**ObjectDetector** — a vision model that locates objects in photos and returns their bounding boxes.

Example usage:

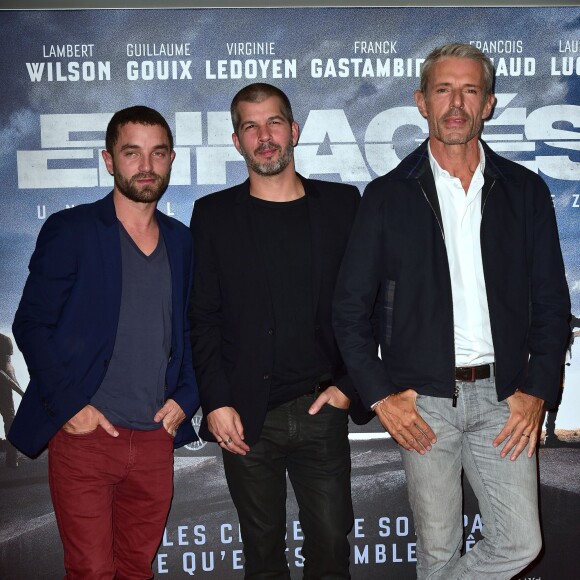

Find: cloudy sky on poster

[0,6,578,431]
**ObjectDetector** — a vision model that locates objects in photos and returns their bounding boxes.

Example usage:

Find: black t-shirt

[251,195,328,408]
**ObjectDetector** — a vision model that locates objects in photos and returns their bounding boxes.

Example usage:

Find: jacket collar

[96,190,174,231]
[390,138,510,182]
[390,138,509,235]
[96,190,118,226]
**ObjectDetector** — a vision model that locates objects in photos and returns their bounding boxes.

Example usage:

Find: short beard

[115,171,170,204]
[240,140,294,176]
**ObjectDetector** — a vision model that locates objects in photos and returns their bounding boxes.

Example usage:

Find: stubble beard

[115,171,171,204]
[241,139,294,176]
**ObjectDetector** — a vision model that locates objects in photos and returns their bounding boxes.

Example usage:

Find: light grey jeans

[401,377,541,580]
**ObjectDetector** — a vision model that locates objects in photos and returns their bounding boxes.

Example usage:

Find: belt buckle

[456,366,476,382]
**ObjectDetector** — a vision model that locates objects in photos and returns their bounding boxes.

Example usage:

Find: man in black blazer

[189,83,366,579]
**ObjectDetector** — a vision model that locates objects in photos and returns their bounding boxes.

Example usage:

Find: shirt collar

[427,140,486,181]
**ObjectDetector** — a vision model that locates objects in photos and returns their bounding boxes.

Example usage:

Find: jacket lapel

[418,170,445,239]
[302,177,323,317]
[95,192,122,331]
[157,213,183,340]
[237,180,276,322]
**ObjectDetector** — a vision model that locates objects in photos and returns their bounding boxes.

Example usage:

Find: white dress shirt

[428,142,495,367]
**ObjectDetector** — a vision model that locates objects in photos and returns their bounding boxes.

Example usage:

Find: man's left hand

[308,386,350,415]
[154,399,186,436]
[493,390,545,460]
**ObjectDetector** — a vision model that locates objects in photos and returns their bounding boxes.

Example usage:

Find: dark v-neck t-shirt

[91,222,172,430]
[251,195,328,408]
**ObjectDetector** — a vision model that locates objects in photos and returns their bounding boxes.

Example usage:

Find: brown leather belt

[455,363,494,382]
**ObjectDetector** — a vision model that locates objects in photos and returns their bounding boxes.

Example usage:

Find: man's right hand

[374,389,436,454]
[207,406,250,455]
[62,404,119,437]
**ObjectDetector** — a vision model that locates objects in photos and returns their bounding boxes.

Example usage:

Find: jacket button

[268,328,274,335]
[263,373,271,380]
[103,359,109,368]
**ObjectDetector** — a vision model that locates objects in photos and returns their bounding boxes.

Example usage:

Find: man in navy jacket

[9,106,199,579]
[333,44,570,579]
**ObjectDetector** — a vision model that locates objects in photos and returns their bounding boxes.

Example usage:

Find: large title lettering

[16,94,580,189]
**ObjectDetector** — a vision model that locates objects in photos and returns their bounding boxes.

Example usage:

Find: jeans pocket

[60,426,100,439]
[159,426,177,441]
[323,402,349,414]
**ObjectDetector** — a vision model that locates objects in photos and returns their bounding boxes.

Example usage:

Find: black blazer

[189,175,371,444]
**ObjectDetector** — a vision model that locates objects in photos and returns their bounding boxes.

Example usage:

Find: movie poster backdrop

[0,6,579,579]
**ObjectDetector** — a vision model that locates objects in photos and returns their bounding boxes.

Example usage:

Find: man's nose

[257,124,272,142]
[139,155,153,172]
[451,89,464,109]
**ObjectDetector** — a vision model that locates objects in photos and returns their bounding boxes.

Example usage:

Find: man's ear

[291,121,300,147]
[102,150,114,176]
[414,89,428,119]
[232,132,242,155]
[482,94,496,121]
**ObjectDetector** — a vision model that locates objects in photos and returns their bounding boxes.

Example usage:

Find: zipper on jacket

[419,181,456,402]
[481,179,496,215]
[419,183,445,240]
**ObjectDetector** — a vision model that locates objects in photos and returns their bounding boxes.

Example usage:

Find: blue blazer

[9,192,199,457]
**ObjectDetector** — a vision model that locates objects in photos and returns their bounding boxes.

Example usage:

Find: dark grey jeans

[222,392,353,580]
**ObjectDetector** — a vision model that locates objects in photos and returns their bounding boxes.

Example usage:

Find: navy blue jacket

[333,140,570,410]
[9,192,199,457]
[189,176,372,445]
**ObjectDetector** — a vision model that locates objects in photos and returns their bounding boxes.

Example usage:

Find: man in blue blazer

[9,106,199,579]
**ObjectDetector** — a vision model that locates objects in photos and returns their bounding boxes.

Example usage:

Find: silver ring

[522,433,530,438]
[225,437,233,445]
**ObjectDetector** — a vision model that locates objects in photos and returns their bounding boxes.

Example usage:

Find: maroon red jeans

[48,425,174,579]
